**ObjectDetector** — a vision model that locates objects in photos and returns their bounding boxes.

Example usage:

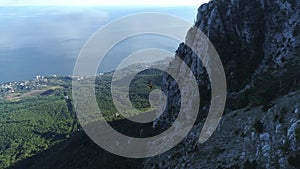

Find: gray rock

[144,0,300,168]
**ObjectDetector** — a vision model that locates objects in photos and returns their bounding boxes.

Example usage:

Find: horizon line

[0,4,201,7]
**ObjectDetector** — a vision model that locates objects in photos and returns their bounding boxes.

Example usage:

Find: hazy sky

[0,0,209,6]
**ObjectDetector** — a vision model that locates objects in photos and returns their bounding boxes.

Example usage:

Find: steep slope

[148,0,300,168]
[144,90,300,168]
[10,90,300,169]
[195,0,300,91]
[154,0,300,130]
[9,124,143,169]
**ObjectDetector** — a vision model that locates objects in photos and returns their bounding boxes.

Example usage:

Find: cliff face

[196,0,300,91]
[145,91,300,168]
[154,0,300,128]
[146,0,300,168]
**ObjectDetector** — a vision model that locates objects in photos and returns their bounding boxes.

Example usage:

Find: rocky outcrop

[148,0,300,168]
[145,90,300,168]
[154,0,300,128]
[195,0,300,91]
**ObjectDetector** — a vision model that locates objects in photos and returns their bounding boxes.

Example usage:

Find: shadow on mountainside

[8,115,160,169]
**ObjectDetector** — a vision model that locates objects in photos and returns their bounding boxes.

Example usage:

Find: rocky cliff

[145,0,300,168]
[145,91,300,168]
[195,0,299,91]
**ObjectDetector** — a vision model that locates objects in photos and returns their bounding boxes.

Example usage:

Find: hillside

[8,90,300,169]
[2,0,300,168]
[0,65,165,168]
[144,90,300,168]
[149,0,300,168]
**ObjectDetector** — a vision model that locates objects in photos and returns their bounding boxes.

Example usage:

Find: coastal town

[0,75,68,96]
[0,73,107,97]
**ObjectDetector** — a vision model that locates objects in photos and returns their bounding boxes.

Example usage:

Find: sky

[0,0,209,6]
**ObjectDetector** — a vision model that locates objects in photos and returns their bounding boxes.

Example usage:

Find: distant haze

[0,6,198,83]
[0,0,208,7]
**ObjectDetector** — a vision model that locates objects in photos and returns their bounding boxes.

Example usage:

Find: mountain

[146,0,300,168]
[144,91,300,168]
[5,0,300,168]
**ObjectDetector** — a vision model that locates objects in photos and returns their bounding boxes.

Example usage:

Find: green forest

[0,69,164,168]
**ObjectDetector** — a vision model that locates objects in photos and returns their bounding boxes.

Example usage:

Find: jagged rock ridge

[146,0,300,168]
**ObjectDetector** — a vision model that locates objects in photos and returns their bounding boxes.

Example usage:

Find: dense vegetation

[95,69,164,121]
[0,92,75,168]
[0,68,164,168]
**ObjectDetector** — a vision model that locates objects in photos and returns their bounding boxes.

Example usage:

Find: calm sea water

[0,6,197,83]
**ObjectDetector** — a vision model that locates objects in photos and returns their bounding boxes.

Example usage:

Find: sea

[0,6,197,83]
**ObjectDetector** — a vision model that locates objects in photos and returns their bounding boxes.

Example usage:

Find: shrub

[243,160,258,169]
[280,140,290,153]
[288,152,300,168]
[253,120,264,133]
[296,127,300,142]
